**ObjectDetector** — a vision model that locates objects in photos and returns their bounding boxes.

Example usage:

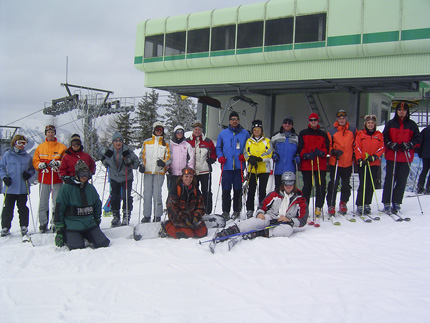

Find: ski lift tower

[43,83,135,158]
[0,126,20,157]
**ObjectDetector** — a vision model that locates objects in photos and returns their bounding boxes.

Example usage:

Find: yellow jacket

[141,135,171,175]
[32,138,67,184]
[244,136,273,174]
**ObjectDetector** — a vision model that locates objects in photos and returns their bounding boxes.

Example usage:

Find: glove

[357,159,364,168]
[61,176,75,185]
[218,156,226,164]
[3,177,12,186]
[366,154,378,162]
[330,149,344,158]
[303,152,315,160]
[123,157,132,166]
[138,164,145,173]
[54,224,65,247]
[104,149,113,158]
[272,152,280,162]
[387,142,399,151]
[22,171,32,181]
[206,158,216,165]
[49,160,60,168]
[292,156,301,164]
[401,142,414,151]
[157,159,166,167]
[38,162,48,170]
[239,154,246,162]
[314,149,326,157]
[248,156,259,167]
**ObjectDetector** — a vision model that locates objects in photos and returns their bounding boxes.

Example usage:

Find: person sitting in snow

[162,167,207,239]
[54,160,110,250]
[214,171,308,241]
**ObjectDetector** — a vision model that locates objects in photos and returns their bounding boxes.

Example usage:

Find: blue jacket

[271,130,299,175]
[0,148,35,194]
[216,125,250,171]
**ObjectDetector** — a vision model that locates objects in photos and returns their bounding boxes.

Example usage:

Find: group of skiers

[1,100,429,248]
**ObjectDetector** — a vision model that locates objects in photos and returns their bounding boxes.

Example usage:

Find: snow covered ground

[1,162,430,323]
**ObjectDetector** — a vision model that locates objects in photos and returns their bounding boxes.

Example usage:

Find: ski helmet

[281,171,296,186]
[153,121,164,135]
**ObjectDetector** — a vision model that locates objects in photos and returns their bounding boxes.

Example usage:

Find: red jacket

[354,129,385,166]
[59,147,96,177]
[297,125,330,171]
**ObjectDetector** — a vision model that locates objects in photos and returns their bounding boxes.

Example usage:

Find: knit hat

[229,111,239,120]
[283,115,294,125]
[75,160,91,180]
[251,120,263,132]
[112,132,123,142]
[174,125,185,134]
[11,134,27,147]
[45,124,56,135]
[309,113,319,121]
[153,121,165,135]
[70,133,81,146]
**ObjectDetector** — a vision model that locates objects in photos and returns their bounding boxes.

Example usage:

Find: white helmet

[153,121,164,130]
[281,171,296,186]
[173,125,185,133]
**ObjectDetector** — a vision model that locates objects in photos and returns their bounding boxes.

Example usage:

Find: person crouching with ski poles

[214,171,308,241]
[101,132,139,227]
[354,115,384,215]
[0,135,35,237]
[54,160,110,250]
[161,167,207,239]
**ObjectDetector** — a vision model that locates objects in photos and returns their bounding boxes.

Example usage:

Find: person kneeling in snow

[54,160,110,250]
[162,167,208,239]
[215,171,308,240]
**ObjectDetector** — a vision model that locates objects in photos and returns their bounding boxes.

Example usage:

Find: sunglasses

[182,169,195,176]
[364,114,377,122]
[113,139,123,143]
[230,117,239,121]
[309,118,318,122]
[283,120,293,125]
[336,111,347,118]
[282,180,295,186]
[71,142,81,147]
[16,140,27,146]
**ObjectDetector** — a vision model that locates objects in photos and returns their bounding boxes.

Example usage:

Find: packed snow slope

[1,163,430,323]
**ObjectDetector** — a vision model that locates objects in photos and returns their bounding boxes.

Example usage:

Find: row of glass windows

[144,13,326,58]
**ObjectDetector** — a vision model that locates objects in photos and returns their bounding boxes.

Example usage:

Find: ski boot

[20,226,28,236]
[141,217,151,223]
[111,211,121,227]
[39,224,49,233]
[221,212,230,221]
[154,217,161,222]
[339,201,347,215]
[328,206,336,215]
[357,206,364,215]
[364,205,371,215]
[246,210,254,218]
[1,228,10,237]
[121,212,130,226]
[383,203,391,214]
[215,224,240,241]
[231,211,240,220]
[417,187,424,194]
[391,203,401,215]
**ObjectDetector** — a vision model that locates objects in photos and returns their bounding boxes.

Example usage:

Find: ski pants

[65,226,110,250]
[356,165,379,206]
[301,170,326,208]
[418,158,430,191]
[326,165,352,207]
[143,174,164,220]
[246,173,269,211]
[196,173,212,214]
[38,182,62,226]
[1,194,29,230]
[110,179,133,212]
[236,216,302,238]
[221,170,242,213]
[167,175,179,194]
[382,160,410,205]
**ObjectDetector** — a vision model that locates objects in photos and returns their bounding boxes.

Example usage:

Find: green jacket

[54,180,102,231]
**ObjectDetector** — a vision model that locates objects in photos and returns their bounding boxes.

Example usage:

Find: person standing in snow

[0,135,35,237]
[244,120,273,218]
[59,134,96,183]
[101,132,139,226]
[140,121,171,223]
[382,101,421,214]
[161,167,207,239]
[216,111,250,220]
[167,125,194,193]
[54,160,110,250]
[417,124,430,194]
[354,115,385,215]
[326,110,356,215]
[32,125,67,233]
[271,115,299,189]
[214,171,308,241]
[186,120,216,214]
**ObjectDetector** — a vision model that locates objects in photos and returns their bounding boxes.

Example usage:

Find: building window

[187,28,210,53]
[265,17,294,46]
[144,34,164,58]
[165,31,186,56]
[211,25,236,51]
[237,21,264,49]
[295,13,326,43]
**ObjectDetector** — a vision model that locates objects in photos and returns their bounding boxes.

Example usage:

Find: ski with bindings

[228,236,243,251]
[340,213,356,222]
[308,216,321,227]
[329,215,341,225]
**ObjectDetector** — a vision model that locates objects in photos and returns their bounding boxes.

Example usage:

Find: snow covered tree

[163,92,197,139]
[133,90,160,147]
[116,112,135,148]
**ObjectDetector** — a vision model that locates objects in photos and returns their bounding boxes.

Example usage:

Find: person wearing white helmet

[140,121,171,223]
[167,125,194,193]
[213,171,308,242]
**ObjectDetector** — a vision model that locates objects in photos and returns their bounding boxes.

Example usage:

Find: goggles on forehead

[336,111,347,118]
[193,122,203,128]
[45,125,56,132]
[182,168,195,176]
[16,140,27,146]
[282,180,295,186]
[364,114,377,122]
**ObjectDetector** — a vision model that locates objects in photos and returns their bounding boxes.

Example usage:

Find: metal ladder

[304,92,330,131]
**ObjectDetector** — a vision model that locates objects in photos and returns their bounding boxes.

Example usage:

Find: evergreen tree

[163,92,197,139]
[116,112,134,147]
[133,90,160,147]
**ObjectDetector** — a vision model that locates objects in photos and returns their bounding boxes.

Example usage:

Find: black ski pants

[196,173,212,214]
[110,179,133,212]
[326,165,352,207]
[301,170,326,208]
[65,226,110,250]
[356,165,379,206]
[418,158,430,190]
[246,172,269,211]
[382,160,410,205]
[1,194,29,229]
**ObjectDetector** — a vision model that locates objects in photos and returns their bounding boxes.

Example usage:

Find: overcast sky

[0,0,263,131]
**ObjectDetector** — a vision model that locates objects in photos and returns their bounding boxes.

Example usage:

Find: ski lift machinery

[218,95,258,130]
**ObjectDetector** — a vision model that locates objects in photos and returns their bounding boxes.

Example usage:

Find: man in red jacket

[382,101,421,214]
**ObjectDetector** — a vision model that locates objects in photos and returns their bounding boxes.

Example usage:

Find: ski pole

[361,161,367,215]
[213,163,224,214]
[26,181,36,233]
[125,165,129,220]
[404,150,424,214]
[352,162,355,215]
[101,167,108,206]
[330,159,339,211]
[389,151,397,213]
[316,156,324,220]
[138,171,143,223]
[311,159,315,222]
[367,162,381,211]
[295,162,301,190]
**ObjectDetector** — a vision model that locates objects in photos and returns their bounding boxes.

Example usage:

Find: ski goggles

[364,114,377,122]
[336,111,347,118]
[175,129,184,134]
[154,126,164,132]
[282,180,295,186]
[182,168,195,176]
[193,122,203,128]
[15,140,27,146]
[76,170,92,179]
[45,125,56,132]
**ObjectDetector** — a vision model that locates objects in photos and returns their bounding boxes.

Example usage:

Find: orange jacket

[327,121,356,167]
[32,138,67,184]
[354,129,385,166]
